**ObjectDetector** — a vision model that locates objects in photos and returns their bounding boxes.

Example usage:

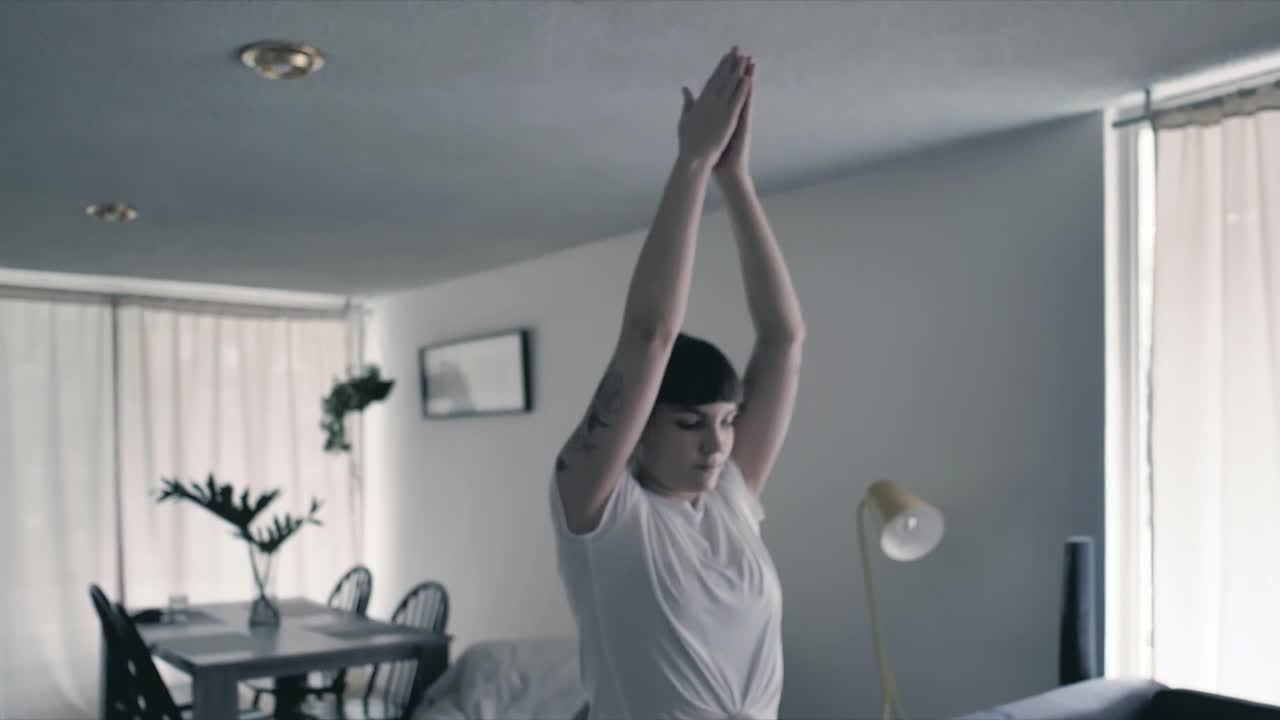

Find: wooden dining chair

[249,565,375,710]
[90,584,267,720]
[89,584,159,720]
[296,581,449,720]
[89,585,200,720]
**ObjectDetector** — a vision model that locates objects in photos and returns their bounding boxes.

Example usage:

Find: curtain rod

[1113,72,1280,129]
[0,282,353,320]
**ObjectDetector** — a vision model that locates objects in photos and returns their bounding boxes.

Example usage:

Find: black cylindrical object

[1059,535,1099,685]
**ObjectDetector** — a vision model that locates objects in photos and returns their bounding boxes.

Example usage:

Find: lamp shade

[864,479,944,562]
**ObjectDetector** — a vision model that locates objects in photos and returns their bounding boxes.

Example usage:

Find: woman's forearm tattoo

[557,366,624,473]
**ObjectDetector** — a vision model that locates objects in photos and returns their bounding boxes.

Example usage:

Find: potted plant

[321,364,394,454]
[156,475,322,626]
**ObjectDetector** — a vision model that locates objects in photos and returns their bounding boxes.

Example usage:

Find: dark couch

[954,677,1280,720]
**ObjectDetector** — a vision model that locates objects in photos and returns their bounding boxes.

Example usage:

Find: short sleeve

[716,458,765,528]
[549,465,638,542]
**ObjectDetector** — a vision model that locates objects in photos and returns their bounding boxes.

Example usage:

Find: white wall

[365,114,1105,719]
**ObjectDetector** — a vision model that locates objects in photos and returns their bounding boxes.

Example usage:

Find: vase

[248,545,281,627]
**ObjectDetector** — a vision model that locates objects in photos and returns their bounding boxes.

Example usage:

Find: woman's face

[635,401,739,497]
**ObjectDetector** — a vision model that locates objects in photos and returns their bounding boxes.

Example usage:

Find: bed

[415,636,587,720]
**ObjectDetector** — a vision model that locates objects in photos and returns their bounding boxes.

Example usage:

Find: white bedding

[414,636,586,720]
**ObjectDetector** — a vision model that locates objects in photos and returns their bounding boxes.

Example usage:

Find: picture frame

[418,329,532,419]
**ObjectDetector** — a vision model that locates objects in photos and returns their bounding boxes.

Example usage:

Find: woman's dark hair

[655,333,742,406]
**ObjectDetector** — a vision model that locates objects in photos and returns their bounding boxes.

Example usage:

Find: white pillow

[418,636,586,720]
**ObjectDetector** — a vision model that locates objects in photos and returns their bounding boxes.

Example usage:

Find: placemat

[157,632,257,656]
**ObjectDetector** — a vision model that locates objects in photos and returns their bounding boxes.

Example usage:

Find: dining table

[133,596,451,719]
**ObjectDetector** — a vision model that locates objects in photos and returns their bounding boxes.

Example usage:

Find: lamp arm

[858,498,908,720]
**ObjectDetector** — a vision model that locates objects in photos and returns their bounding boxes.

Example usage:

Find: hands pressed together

[677,46,755,179]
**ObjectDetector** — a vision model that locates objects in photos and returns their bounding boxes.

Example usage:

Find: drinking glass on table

[166,594,189,624]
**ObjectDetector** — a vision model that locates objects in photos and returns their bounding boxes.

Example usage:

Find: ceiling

[4,1,1280,295]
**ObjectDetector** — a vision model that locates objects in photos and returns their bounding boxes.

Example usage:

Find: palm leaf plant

[156,474,323,626]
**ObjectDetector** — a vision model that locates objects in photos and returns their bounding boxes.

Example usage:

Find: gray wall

[364,113,1105,719]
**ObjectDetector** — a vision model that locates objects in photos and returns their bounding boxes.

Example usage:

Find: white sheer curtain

[0,298,116,719]
[116,305,355,609]
[0,294,357,720]
[1104,119,1156,679]
[1150,102,1280,704]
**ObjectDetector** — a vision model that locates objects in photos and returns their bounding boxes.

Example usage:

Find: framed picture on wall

[418,329,532,419]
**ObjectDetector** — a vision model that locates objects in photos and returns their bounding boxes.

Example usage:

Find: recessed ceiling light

[239,41,325,80]
[85,202,139,223]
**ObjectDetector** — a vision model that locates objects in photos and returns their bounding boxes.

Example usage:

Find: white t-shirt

[550,459,784,720]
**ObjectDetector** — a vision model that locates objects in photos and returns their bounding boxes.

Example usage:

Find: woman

[551,47,805,720]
